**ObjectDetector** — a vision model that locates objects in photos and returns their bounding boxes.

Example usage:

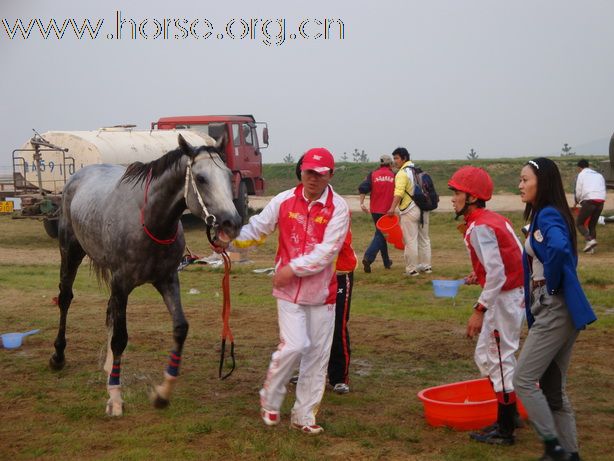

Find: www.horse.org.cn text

[1,11,346,47]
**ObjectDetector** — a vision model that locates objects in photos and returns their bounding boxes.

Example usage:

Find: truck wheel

[43,219,59,239]
[234,182,249,223]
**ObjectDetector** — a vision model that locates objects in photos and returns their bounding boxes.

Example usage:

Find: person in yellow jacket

[386,147,432,276]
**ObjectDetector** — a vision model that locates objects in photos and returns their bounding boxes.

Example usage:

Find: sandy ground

[3,193,611,267]
[251,193,614,213]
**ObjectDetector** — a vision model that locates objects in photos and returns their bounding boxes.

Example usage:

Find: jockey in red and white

[448,166,525,446]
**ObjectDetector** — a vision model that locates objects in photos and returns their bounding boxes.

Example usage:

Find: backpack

[404,166,439,211]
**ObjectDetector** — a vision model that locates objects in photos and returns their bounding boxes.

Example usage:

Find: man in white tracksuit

[233,147,349,435]
[448,166,525,446]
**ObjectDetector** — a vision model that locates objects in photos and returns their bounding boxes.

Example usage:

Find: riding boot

[498,400,516,438]
[469,392,516,445]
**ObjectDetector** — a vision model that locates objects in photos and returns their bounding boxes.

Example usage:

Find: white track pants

[474,287,524,393]
[260,299,335,426]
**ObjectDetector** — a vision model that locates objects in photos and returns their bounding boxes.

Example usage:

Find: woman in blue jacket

[515,157,597,461]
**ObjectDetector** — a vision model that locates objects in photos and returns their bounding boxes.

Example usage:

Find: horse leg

[103,279,130,416]
[50,236,86,370]
[151,272,189,409]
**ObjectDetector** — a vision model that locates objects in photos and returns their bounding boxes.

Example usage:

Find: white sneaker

[405,270,419,277]
[583,239,597,253]
[261,408,280,426]
[291,422,324,435]
[333,383,350,394]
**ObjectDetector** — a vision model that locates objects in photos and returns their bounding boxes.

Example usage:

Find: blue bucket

[432,279,465,298]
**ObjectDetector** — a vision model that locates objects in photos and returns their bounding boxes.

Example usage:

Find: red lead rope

[218,250,235,379]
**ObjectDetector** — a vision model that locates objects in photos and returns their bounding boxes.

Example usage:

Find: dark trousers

[576,200,604,241]
[363,213,391,266]
[328,272,353,385]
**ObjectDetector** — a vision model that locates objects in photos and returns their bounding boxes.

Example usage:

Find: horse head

[178,134,242,243]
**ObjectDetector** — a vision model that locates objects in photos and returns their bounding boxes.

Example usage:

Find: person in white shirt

[574,159,606,253]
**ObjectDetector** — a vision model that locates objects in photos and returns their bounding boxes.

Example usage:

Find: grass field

[262,156,610,196]
[0,210,613,461]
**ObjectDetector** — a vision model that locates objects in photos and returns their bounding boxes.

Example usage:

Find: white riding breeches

[474,287,524,393]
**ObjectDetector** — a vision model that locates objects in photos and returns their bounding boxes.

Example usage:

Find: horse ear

[214,133,227,162]
[178,134,195,156]
[214,131,226,150]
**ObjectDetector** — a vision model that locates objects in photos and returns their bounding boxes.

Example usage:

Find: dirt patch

[0,247,61,265]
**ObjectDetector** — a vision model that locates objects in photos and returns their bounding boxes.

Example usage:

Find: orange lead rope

[218,250,235,379]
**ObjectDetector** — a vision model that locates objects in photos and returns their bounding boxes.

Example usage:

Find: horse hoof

[106,400,124,417]
[49,354,65,370]
[152,395,170,409]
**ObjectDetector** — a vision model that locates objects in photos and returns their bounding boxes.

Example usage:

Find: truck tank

[13,127,214,194]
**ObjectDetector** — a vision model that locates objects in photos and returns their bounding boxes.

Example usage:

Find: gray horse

[50,134,242,416]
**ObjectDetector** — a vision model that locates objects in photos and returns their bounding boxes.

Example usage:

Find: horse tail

[90,259,111,289]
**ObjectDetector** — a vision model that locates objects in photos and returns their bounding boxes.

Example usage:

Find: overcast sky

[1,0,613,168]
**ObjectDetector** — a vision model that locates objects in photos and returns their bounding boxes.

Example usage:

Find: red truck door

[231,123,262,183]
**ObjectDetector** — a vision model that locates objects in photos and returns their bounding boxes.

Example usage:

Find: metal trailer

[11,127,215,237]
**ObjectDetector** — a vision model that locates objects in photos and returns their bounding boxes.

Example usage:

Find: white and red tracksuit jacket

[233,184,350,305]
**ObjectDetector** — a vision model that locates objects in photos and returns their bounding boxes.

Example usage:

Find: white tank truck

[11,127,216,238]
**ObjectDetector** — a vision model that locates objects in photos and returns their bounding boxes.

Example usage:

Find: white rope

[184,159,216,227]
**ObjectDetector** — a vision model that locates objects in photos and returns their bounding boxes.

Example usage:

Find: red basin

[417,378,528,430]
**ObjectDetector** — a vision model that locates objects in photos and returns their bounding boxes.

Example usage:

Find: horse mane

[120,145,222,186]
[120,148,184,185]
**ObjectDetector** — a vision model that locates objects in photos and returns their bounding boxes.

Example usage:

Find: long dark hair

[523,157,577,254]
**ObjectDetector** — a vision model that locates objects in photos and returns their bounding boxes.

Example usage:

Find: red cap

[301,148,334,174]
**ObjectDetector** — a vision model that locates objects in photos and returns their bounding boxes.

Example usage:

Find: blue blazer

[523,206,597,330]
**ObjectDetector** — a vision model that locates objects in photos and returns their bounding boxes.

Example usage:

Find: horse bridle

[183,156,217,226]
[141,151,220,245]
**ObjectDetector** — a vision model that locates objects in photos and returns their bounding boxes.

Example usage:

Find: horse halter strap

[140,168,179,245]
[184,157,217,228]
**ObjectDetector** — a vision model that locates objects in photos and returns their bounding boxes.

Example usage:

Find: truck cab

[153,115,268,221]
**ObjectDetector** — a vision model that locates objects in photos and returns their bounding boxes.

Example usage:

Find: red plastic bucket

[376,215,405,250]
[417,378,528,430]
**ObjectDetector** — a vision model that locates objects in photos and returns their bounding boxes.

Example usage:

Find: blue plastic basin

[432,279,464,298]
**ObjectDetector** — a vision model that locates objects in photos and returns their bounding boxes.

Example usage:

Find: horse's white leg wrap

[106,385,124,416]
[155,372,177,401]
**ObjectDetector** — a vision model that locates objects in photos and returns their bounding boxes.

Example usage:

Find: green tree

[352,148,369,163]
[467,148,479,160]
[282,153,295,163]
[340,152,348,162]
[561,143,576,157]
